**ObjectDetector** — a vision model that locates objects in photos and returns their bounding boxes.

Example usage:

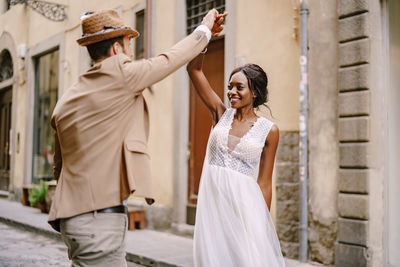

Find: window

[32,49,59,182]
[0,50,13,82]
[186,0,225,35]
[2,0,11,13]
[135,10,145,59]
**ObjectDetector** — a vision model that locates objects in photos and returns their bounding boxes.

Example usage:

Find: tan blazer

[48,31,208,231]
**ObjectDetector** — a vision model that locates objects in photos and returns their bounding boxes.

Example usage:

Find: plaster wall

[144,0,176,207]
[0,5,29,190]
[236,0,300,131]
[368,0,387,265]
[386,1,400,265]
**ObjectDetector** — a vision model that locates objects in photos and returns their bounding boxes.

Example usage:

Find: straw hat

[77,10,139,46]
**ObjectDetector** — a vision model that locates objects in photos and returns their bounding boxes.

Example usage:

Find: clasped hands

[202,9,228,38]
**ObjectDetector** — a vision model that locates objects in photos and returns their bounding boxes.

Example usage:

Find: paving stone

[339,169,369,193]
[339,39,369,67]
[335,243,368,267]
[338,193,369,220]
[338,90,370,114]
[339,117,369,142]
[339,0,368,18]
[0,198,319,267]
[0,222,69,267]
[339,143,369,168]
[338,218,368,246]
[339,13,369,42]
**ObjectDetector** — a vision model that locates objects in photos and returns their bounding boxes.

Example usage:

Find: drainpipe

[299,0,309,263]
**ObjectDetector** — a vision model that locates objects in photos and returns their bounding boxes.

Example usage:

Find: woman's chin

[230,101,240,108]
[230,102,254,109]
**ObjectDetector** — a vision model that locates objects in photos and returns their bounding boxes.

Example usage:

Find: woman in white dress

[187,46,285,266]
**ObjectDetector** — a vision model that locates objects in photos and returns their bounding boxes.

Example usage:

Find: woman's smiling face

[227,71,254,109]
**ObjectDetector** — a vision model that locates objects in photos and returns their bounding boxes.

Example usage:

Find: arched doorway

[0,49,13,192]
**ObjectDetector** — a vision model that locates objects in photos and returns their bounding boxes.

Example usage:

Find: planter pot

[39,203,46,213]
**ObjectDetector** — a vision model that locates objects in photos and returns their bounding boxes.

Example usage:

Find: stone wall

[275,131,300,259]
[335,0,371,266]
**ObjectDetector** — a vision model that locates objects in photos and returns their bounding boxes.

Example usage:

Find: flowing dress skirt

[193,164,285,267]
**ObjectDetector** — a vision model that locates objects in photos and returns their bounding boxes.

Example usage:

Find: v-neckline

[227,109,261,154]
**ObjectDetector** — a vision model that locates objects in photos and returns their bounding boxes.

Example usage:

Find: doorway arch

[0,31,18,195]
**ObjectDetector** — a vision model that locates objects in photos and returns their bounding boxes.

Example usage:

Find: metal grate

[186,0,225,35]
[10,0,67,21]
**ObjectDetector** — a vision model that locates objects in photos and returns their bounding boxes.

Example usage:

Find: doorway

[187,38,225,224]
[0,87,12,191]
[0,48,13,193]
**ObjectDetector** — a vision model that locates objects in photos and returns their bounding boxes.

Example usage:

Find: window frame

[31,48,59,182]
[25,33,64,185]
[132,1,147,60]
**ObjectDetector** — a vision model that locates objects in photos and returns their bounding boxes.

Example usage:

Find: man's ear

[111,42,120,55]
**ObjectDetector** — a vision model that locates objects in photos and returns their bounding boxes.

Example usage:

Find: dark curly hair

[229,64,269,108]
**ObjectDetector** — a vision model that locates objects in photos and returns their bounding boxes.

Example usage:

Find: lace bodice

[207,108,274,179]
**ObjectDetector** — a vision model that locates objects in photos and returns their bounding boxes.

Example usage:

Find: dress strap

[256,118,274,145]
[217,108,235,128]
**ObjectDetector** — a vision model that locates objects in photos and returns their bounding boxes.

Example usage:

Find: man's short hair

[86,36,124,61]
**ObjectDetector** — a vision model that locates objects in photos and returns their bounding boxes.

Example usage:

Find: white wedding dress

[194,108,285,267]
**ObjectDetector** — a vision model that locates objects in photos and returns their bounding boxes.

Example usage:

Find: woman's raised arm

[187,52,226,123]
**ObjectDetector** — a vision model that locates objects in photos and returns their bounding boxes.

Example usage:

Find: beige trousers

[60,212,128,267]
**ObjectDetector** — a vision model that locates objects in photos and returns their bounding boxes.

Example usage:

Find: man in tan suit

[48,9,225,266]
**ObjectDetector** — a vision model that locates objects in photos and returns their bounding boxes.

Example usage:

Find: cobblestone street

[0,222,143,267]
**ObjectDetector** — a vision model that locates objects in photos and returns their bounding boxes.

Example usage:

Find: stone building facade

[336,1,372,266]
[1,0,398,266]
[275,0,400,266]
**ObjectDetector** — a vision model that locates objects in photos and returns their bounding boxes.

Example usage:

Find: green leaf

[28,180,48,207]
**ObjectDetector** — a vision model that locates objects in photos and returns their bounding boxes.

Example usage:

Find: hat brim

[77,28,139,46]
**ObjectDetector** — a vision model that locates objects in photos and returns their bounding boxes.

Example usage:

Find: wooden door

[0,87,12,191]
[187,38,224,224]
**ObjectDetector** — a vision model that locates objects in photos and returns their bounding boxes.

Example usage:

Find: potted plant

[28,180,48,213]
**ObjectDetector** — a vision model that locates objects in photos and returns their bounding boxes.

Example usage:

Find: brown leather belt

[96,205,127,214]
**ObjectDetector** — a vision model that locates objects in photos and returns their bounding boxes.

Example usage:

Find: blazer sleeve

[121,31,208,94]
